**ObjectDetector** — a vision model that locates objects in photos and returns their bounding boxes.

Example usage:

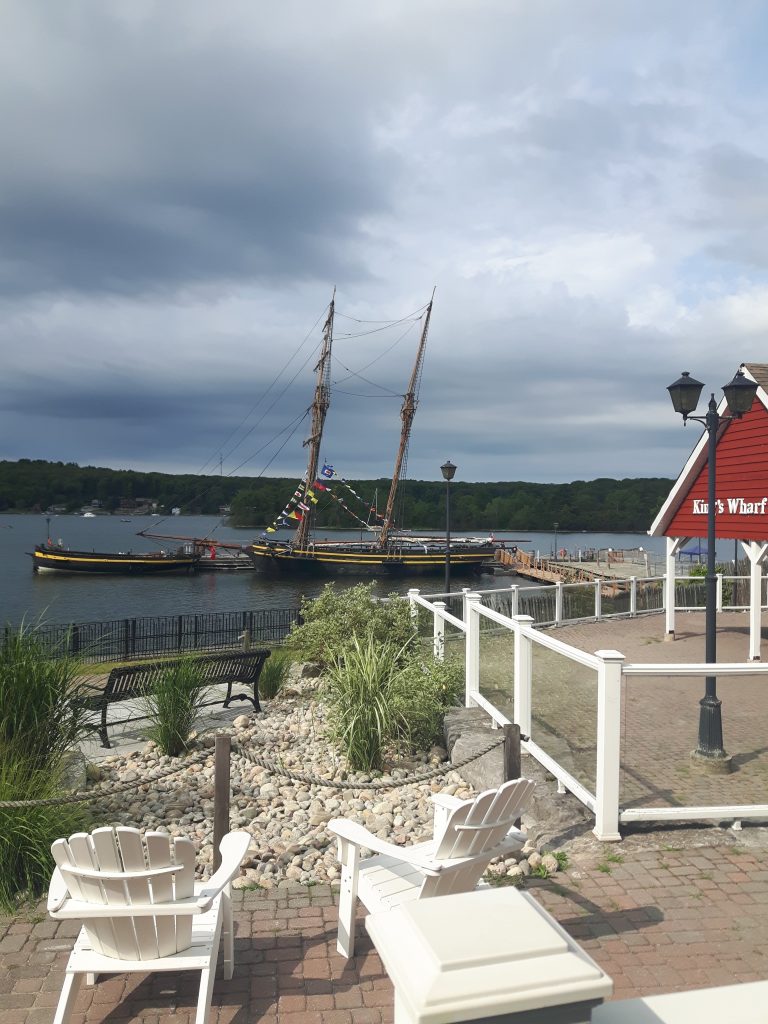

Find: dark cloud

[2,1,768,487]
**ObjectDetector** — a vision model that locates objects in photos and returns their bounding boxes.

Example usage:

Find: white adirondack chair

[47,826,251,1024]
[328,776,536,957]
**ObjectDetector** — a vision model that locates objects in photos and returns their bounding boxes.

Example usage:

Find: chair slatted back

[418,778,535,899]
[51,827,196,961]
[434,778,535,860]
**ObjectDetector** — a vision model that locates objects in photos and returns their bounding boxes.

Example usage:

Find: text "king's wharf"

[692,497,768,515]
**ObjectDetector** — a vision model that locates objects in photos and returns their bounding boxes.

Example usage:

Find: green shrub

[258,650,292,700]
[285,582,415,667]
[142,656,211,757]
[389,656,463,750]
[0,758,91,911]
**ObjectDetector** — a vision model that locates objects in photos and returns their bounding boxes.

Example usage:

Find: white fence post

[432,601,446,662]
[407,588,420,629]
[464,592,482,708]
[512,615,534,738]
[629,576,637,617]
[555,582,563,626]
[509,584,519,617]
[594,579,602,621]
[716,573,723,613]
[594,649,624,842]
[665,537,677,637]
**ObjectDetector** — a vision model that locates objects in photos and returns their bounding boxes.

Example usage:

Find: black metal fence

[6,607,301,663]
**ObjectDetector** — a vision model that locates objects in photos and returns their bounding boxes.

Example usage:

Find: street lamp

[667,366,758,766]
[441,460,457,593]
[553,522,559,562]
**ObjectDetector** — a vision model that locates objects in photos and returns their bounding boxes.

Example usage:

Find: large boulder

[443,707,505,791]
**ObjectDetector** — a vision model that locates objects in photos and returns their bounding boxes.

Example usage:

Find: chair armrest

[430,793,466,838]
[49,896,210,920]
[327,819,443,875]
[328,818,525,875]
[195,831,252,908]
[47,867,70,915]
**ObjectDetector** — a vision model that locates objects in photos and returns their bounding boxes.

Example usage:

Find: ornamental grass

[0,622,92,909]
[141,655,211,757]
[258,649,292,700]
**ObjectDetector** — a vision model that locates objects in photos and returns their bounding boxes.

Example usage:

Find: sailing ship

[29,541,201,575]
[246,294,498,576]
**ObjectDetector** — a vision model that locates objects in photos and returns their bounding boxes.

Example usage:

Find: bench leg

[223,683,261,712]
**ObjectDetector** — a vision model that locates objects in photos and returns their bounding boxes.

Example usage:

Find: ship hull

[30,545,200,575]
[247,540,496,576]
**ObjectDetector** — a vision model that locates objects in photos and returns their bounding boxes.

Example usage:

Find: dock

[495,546,654,583]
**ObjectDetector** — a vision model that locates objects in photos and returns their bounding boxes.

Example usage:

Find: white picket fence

[408,583,768,841]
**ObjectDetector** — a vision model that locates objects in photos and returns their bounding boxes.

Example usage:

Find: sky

[3,1,768,487]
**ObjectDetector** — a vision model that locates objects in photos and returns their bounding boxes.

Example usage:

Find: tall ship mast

[247,292,498,575]
[294,292,334,548]
[378,295,433,547]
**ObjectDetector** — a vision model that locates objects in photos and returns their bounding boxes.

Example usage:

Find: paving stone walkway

[3,840,767,1023]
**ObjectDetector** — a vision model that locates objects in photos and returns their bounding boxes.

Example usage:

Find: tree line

[0,460,672,532]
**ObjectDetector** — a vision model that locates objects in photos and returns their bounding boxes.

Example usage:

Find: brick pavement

[3,840,767,1023]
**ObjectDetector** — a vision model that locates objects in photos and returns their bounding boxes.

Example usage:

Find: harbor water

[0,513,679,628]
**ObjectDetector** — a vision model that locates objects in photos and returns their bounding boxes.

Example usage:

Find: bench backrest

[106,650,271,698]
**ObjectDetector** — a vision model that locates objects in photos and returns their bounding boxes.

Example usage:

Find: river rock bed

[87,689,547,887]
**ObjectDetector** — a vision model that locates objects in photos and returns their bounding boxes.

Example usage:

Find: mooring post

[502,724,521,783]
[213,733,231,872]
[503,724,522,827]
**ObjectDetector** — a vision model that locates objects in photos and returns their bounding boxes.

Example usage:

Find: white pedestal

[366,887,613,1024]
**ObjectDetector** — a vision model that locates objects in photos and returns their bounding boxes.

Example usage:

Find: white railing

[416,575,765,629]
[407,587,768,841]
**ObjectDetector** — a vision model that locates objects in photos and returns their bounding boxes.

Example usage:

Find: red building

[649,362,768,658]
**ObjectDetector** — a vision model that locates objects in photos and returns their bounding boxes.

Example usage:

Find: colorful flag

[314,480,328,491]
[321,463,335,478]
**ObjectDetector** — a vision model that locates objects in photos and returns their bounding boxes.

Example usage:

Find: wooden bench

[78,649,271,748]
[592,978,768,1023]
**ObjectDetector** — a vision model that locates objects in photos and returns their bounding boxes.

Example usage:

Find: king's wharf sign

[693,497,768,515]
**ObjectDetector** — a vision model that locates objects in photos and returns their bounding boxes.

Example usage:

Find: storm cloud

[2,1,768,486]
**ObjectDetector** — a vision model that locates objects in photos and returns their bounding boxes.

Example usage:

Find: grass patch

[483,871,523,888]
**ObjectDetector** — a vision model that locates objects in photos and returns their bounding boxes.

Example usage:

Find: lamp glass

[722,370,758,416]
[667,371,704,416]
[441,460,457,481]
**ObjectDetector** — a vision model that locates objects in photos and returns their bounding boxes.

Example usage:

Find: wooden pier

[494,547,651,585]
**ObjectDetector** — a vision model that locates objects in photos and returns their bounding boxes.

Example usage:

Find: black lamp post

[553,522,559,562]
[441,460,456,593]
[667,366,758,764]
